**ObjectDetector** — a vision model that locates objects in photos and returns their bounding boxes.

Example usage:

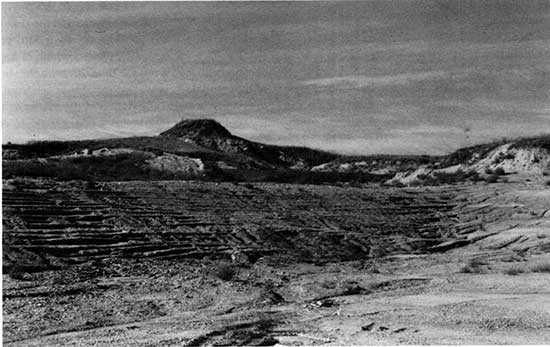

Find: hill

[3,124,550,346]
[160,119,338,168]
[3,119,550,185]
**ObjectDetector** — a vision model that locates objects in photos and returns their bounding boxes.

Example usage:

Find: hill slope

[160,119,337,168]
[385,136,550,186]
[3,119,550,184]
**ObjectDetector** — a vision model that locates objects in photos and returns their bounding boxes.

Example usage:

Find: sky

[3,1,550,155]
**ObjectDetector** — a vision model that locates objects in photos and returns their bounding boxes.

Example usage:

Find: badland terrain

[3,119,550,345]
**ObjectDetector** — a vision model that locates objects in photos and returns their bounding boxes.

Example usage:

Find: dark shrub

[485,174,499,183]
[7,265,29,280]
[213,263,236,281]
[2,152,201,181]
[504,266,525,275]
[494,167,506,176]
[460,258,485,273]
[392,181,406,188]
[530,262,550,273]
[426,169,480,185]
[468,171,483,182]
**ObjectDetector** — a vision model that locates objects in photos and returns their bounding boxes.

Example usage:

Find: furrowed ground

[3,178,550,346]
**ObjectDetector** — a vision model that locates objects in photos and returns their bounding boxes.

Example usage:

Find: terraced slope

[4,179,539,269]
[4,178,550,346]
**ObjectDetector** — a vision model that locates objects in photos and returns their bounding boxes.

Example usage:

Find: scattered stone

[230,250,249,265]
[257,288,285,305]
[314,299,336,308]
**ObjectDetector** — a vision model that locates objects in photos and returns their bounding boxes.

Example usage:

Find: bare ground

[3,177,550,345]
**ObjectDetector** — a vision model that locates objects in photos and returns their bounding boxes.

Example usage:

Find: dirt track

[3,178,550,345]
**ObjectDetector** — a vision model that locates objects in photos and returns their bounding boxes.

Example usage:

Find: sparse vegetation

[485,174,499,183]
[243,183,256,190]
[494,167,506,176]
[503,153,516,160]
[503,266,525,275]
[3,157,550,344]
[510,135,550,151]
[7,264,30,281]
[460,258,485,273]
[441,140,507,167]
[407,169,482,186]
[3,122,549,187]
[206,167,392,185]
[3,153,199,181]
[214,263,237,281]
[365,261,381,274]
[469,171,484,182]
[503,262,550,275]
[391,181,406,188]
[2,136,210,159]
[530,262,550,273]
[86,177,97,190]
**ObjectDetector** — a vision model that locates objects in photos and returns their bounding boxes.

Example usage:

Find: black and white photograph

[2,1,550,345]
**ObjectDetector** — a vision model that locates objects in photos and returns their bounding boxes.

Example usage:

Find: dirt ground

[3,177,550,346]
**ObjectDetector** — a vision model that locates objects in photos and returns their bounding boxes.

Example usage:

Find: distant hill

[3,119,550,185]
[160,119,337,168]
[2,136,211,159]
[384,135,550,186]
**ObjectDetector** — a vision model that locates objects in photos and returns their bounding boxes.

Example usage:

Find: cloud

[3,2,549,153]
[390,125,464,135]
[305,135,464,156]
[301,71,450,89]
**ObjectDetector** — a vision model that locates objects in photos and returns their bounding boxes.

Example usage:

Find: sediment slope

[3,178,550,346]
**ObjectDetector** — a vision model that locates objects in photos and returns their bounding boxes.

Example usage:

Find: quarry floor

[3,178,550,346]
